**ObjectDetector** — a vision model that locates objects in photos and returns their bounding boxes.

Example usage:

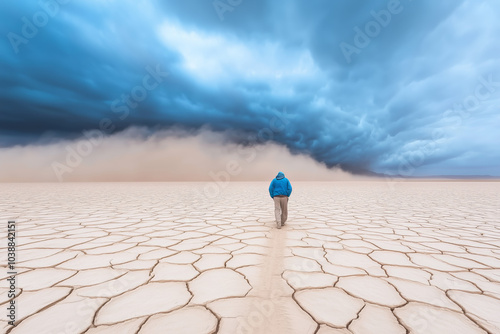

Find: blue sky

[1,0,499,176]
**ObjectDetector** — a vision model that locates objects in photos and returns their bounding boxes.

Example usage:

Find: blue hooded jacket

[269,172,292,198]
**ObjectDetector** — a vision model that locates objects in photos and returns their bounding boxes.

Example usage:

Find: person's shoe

[281,222,285,226]
[276,221,281,229]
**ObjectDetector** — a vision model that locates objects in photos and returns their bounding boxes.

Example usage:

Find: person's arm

[269,180,275,198]
[287,179,292,197]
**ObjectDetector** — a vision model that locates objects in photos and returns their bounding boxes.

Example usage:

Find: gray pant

[274,196,288,226]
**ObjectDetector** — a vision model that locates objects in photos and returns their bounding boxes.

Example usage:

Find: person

[268,171,292,229]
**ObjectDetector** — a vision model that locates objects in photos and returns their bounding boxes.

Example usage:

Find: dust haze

[0,128,373,182]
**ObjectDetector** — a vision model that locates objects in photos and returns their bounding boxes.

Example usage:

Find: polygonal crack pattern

[0,181,499,333]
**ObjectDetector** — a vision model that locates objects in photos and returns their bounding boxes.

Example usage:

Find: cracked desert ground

[1,181,500,334]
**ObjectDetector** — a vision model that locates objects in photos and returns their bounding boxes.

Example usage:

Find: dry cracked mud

[1,181,499,333]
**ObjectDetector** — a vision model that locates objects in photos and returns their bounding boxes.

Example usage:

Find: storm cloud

[1,0,499,176]
[0,127,366,182]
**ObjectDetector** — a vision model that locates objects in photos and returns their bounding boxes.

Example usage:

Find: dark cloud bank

[1,0,499,177]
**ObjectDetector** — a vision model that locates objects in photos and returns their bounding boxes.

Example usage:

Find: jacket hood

[276,172,285,180]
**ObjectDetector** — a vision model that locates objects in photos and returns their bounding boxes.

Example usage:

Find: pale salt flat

[0,181,499,334]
